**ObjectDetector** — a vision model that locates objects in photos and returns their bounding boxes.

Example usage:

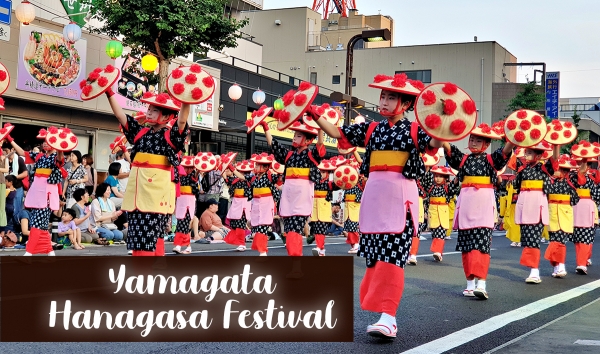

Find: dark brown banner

[0,256,353,342]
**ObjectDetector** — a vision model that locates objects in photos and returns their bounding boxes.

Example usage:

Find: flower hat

[194,152,218,172]
[246,105,273,133]
[45,127,78,151]
[0,61,10,96]
[430,165,454,176]
[236,160,255,172]
[422,152,440,167]
[557,154,579,170]
[167,64,215,104]
[220,152,238,173]
[333,165,359,190]
[140,92,181,112]
[250,152,275,165]
[80,65,120,101]
[181,155,195,168]
[571,140,600,159]
[317,159,337,171]
[471,123,503,140]
[288,116,320,135]
[271,160,285,174]
[0,123,14,142]
[305,103,341,129]
[109,135,128,154]
[544,119,577,145]
[368,73,424,96]
[272,82,319,130]
[504,109,548,147]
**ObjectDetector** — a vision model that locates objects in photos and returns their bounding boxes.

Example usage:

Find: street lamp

[344,28,391,125]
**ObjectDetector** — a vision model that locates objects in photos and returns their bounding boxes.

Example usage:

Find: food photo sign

[111,55,157,113]
[17,24,87,101]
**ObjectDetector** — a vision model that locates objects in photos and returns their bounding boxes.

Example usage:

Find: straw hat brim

[545,120,577,145]
[431,168,453,176]
[504,109,548,147]
[0,125,14,142]
[237,164,254,172]
[276,86,319,130]
[141,95,181,112]
[470,128,502,140]
[251,157,274,164]
[0,62,11,96]
[220,152,238,173]
[80,68,121,101]
[422,154,440,167]
[415,83,478,142]
[368,80,421,96]
[46,131,78,151]
[288,122,319,135]
[338,146,356,154]
[333,165,359,190]
[571,145,600,159]
[181,157,195,168]
[194,154,218,172]
[167,66,215,104]
[317,161,337,171]
[305,105,340,129]
[110,135,128,154]
[247,107,273,133]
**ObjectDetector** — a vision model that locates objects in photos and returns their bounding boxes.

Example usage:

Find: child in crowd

[58,208,84,250]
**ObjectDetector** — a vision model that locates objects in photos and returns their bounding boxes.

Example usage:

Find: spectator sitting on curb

[71,188,103,244]
[197,199,230,244]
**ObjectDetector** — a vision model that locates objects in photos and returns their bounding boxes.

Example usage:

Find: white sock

[466,280,476,291]
[477,280,486,290]
[23,252,32,256]
[529,268,539,278]
[558,263,565,272]
[48,251,56,256]
[553,265,559,274]
[378,313,397,326]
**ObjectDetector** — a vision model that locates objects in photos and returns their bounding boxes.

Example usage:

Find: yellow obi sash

[233,189,246,198]
[429,197,447,205]
[34,168,52,177]
[521,180,543,191]
[123,152,175,214]
[419,196,425,223]
[548,194,570,204]
[180,186,193,195]
[577,189,591,199]
[462,176,492,189]
[369,151,409,173]
[345,194,356,202]
[314,190,328,198]
[286,167,310,180]
[253,187,272,198]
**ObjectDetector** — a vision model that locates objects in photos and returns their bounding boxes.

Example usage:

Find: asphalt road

[0,231,599,354]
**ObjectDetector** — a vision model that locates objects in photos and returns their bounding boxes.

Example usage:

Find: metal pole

[246,131,255,160]
[345,34,362,126]
[480,58,484,124]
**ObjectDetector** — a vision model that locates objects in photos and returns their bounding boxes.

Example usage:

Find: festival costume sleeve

[591,182,600,205]
[24,151,36,165]
[310,143,326,160]
[542,158,556,178]
[121,115,143,144]
[569,181,581,206]
[420,170,434,192]
[339,123,370,148]
[169,123,190,151]
[445,144,465,170]
[514,167,524,194]
[355,186,363,203]
[490,147,510,171]
[270,139,289,165]
[416,125,436,155]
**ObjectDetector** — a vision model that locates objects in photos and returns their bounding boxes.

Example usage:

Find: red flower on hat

[344,167,350,174]
[49,136,57,144]
[282,90,295,106]
[48,126,59,134]
[251,110,258,118]
[0,128,6,134]
[38,129,47,136]
[173,83,185,95]
[551,132,559,140]
[60,141,68,149]
[274,163,281,169]
[69,136,77,143]
[541,140,550,149]
[155,93,169,104]
[98,76,109,87]
[292,121,301,127]
[88,71,100,82]
[442,83,458,95]
[373,74,392,83]
[449,120,467,135]
[79,79,87,89]
[519,120,531,130]
[294,93,307,106]
[422,90,437,106]
[514,131,525,142]
[581,149,589,156]
[316,106,325,116]
[564,122,573,128]
[298,82,312,91]
[104,64,115,73]
[530,129,541,140]
[257,108,265,116]
[342,176,349,182]
[531,115,543,125]
[481,126,492,134]
[583,141,591,147]
[245,120,253,128]
[553,124,563,131]
[0,70,6,81]
[143,91,154,99]
[327,110,337,119]
[201,163,207,169]
[279,111,291,123]
[82,85,93,96]
[191,87,204,100]
[185,73,197,84]
[93,67,103,74]
[202,76,214,88]
[391,75,406,88]
[350,174,357,181]
[408,79,425,91]
[424,114,442,129]
[172,68,184,79]
[322,103,331,109]
[59,132,67,139]
[190,64,202,73]
[462,99,477,115]
[516,110,528,119]
[595,147,600,154]
[443,99,457,115]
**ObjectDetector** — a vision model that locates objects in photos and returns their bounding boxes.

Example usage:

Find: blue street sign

[0,0,11,25]
[545,72,560,119]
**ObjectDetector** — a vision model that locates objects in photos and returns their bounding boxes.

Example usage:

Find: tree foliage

[505,81,546,114]
[86,0,248,91]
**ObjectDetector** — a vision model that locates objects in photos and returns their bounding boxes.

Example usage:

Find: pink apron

[359,171,419,236]
[515,190,549,225]
[454,187,495,229]
[24,176,60,210]
[279,179,314,217]
[175,195,196,219]
[227,197,252,220]
[251,196,274,227]
[573,199,596,228]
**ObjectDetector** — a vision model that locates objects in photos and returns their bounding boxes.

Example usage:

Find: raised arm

[178,103,191,132]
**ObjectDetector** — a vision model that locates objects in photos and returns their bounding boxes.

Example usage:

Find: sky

[263,0,600,98]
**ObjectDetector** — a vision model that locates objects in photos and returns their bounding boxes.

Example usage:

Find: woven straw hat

[415,82,478,142]
[0,61,10,96]
[368,73,425,96]
[246,105,273,133]
[431,165,454,176]
[531,140,552,152]
[46,127,78,151]
[109,135,127,154]
[288,117,320,136]
[491,120,506,138]
[544,119,577,145]
[557,154,579,169]
[167,64,215,104]
[181,155,195,168]
[305,103,341,129]
[194,152,218,172]
[338,145,357,154]
[236,160,254,172]
[0,123,14,142]
[271,161,285,174]
[250,152,275,165]
[273,82,319,130]
[471,123,502,140]
[80,65,120,101]
[141,92,181,112]
[220,152,238,173]
[571,141,600,158]
[317,159,337,171]
[330,155,347,166]
[504,109,548,147]
[422,153,440,167]
[333,165,359,190]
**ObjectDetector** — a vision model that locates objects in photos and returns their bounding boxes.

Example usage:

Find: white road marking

[401,279,600,354]
[574,340,600,346]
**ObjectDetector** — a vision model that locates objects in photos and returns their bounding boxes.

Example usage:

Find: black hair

[5,175,16,185]
[383,90,417,112]
[332,202,341,207]
[108,162,121,176]
[73,188,87,202]
[63,208,76,219]
[96,183,110,197]
[531,149,545,156]
[116,150,124,159]
[71,150,82,164]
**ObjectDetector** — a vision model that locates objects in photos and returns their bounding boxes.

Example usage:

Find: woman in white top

[64,151,87,208]
[90,183,124,243]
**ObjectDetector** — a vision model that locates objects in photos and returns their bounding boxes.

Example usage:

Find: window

[395,70,432,83]
[310,72,318,85]
[332,75,341,84]
[352,78,356,87]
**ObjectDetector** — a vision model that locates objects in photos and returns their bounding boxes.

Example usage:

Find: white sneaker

[555,270,567,278]
[525,276,542,284]
[433,253,442,262]
[259,252,267,257]
[419,236,427,241]
[444,236,451,240]
[172,245,181,254]
[510,242,518,247]
[407,256,417,266]
[182,247,192,255]
[366,323,397,339]
[348,245,359,254]
[576,266,588,275]
[236,245,246,252]
[473,288,488,300]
